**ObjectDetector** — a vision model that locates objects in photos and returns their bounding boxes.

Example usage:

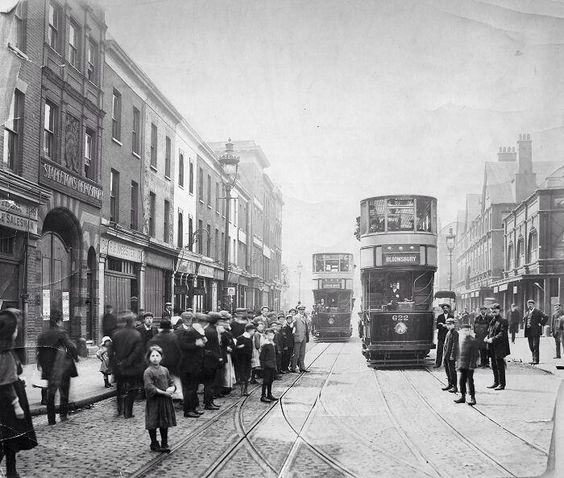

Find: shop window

[107,257,123,272]
[0,227,15,255]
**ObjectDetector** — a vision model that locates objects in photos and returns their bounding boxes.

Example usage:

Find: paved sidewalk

[21,356,115,416]
[506,334,564,374]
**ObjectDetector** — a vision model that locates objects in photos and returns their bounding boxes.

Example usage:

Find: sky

[99,0,564,305]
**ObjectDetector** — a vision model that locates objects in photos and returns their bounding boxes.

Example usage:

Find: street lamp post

[219,139,240,311]
[446,227,456,291]
[297,261,303,303]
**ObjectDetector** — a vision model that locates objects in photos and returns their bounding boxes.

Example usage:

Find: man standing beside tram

[434,304,453,368]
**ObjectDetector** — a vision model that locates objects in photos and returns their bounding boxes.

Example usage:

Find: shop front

[145,250,174,319]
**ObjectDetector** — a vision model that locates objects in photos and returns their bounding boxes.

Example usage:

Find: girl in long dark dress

[143,345,177,452]
[0,309,37,478]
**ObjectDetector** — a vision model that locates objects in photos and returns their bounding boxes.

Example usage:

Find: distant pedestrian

[144,345,176,453]
[281,315,295,372]
[96,336,113,388]
[552,304,564,359]
[291,305,310,373]
[485,303,510,390]
[454,324,478,405]
[162,302,173,321]
[101,304,117,338]
[137,312,158,349]
[0,309,37,478]
[259,328,278,403]
[434,304,452,368]
[523,299,548,365]
[110,312,145,418]
[36,310,79,425]
[250,322,266,383]
[175,312,205,418]
[473,306,491,367]
[235,324,256,397]
[441,318,458,393]
[509,304,521,344]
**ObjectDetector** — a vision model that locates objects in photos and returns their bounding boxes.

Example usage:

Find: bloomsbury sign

[383,253,420,266]
[40,158,103,208]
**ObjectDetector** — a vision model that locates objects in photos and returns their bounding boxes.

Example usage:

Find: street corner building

[0,0,284,361]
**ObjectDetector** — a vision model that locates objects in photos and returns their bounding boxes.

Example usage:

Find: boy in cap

[259,328,278,402]
[454,324,478,405]
[441,318,459,393]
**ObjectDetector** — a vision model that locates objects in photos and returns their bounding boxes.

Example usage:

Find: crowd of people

[97,303,312,452]
[434,299,562,406]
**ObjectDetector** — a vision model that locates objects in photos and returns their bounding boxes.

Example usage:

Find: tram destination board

[383,252,420,265]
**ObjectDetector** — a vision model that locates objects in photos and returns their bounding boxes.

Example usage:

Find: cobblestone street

[14,339,561,477]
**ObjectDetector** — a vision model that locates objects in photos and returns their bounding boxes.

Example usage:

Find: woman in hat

[0,309,37,477]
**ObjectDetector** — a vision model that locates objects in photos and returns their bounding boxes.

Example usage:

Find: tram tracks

[203,342,354,478]
[127,342,329,478]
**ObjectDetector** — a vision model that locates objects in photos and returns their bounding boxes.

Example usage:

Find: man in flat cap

[136,312,158,349]
[162,302,173,321]
[485,303,510,390]
[291,305,310,373]
[434,303,453,368]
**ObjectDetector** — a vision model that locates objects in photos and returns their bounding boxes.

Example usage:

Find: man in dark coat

[552,304,564,359]
[36,310,79,425]
[175,312,205,418]
[434,304,453,368]
[230,308,248,384]
[110,312,145,418]
[473,306,491,367]
[136,312,158,349]
[441,318,459,393]
[201,313,223,410]
[523,299,549,364]
[148,320,180,377]
[101,304,117,338]
[485,303,510,390]
[281,314,295,372]
[509,304,521,344]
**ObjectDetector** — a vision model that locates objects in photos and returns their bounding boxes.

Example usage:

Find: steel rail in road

[423,366,549,457]
[277,342,356,478]
[372,369,444,478]
[401,370,518,477]
[127,342,327,478]
[200,342,335,478]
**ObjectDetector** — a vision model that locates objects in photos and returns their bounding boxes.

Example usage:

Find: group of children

[441,318,479,405]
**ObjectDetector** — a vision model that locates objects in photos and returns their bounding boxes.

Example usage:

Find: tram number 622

[391,314,409,321]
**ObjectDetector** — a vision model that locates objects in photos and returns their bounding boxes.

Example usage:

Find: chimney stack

[515,133,536,202]
[497,146,516,162]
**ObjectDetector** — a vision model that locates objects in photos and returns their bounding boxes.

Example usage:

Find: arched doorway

[38,208,81,335]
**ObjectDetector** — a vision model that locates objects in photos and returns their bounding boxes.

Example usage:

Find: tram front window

[314,290,352,312]
[416,197,432,232]
[364,271,434,311]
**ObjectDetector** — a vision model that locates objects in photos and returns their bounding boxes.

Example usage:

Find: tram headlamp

[394,322,407,335]
[328,317,335,325]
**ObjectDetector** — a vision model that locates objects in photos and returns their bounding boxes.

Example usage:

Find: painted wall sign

[40,158,103,208]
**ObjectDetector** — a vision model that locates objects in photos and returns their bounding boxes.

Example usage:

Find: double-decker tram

[311,253,354,340]
[358,195,437,367]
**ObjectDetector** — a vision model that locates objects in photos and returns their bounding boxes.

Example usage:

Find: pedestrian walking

[551,304,564,359]
[441,318,458,393]
[36,310,79,425]
[235,324,256,397]
[96,336,113,388]
[291,305,310,373]
[101,304,117,338]
[175,312,205,418]
[110,312,145,418]
[259,328,279,403]
[473,306,491,367]
[434,304,452,368]
[523,299,548,364]
[454,324,478,405]
[509,304,521,344]
[144,345,177,453]
[0,309,37,478]
[281,314,294,372]
[485,303,510,390]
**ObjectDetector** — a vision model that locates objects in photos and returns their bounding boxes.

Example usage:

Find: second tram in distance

[311,253,354,340]
[358,195,437,367]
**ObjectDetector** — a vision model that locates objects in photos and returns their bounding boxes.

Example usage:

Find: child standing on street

[454,324,479,405]
[441,318,459,393]
[235,324,256,397]
[250,322,265,384]
[96,336,113,388]
[259,328,278,403]
[143,345,176,453]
